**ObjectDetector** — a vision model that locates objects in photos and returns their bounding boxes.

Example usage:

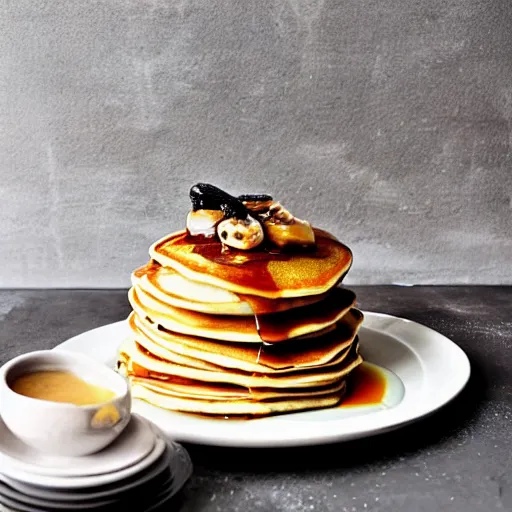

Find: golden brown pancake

[128,308,364,373]
[117,337,362,389]
[128,382,347,416]
[128,285,356,343]
[130,320,355,375]
[149,228,352,299]
[129,375,346,401]
[132,261,328,316]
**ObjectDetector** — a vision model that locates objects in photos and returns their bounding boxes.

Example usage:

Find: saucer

[0,441,192,512]
[0,480,176,512]
[0,469,174,510]
[0,414,155,478]
[0,450,171,501]
[0,437,167,489]
[0,482,117,509]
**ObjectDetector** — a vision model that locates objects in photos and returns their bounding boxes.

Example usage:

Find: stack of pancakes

[117,225,364,417]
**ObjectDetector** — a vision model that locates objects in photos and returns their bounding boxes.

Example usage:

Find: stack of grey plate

[0,414,192,511]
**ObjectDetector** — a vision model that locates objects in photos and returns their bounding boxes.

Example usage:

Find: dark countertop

[1,286,511,512]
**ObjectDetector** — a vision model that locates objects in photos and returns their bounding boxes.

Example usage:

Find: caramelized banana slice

[217,215,264,250]
[265,220,316,248]
[262,202,316,248]
[186,209,224,237]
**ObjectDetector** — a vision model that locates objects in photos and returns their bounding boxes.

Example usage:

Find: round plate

[0,470,171,503]
[0,442,192,512]
[0,492,46,512]
[54,312,471,447]
[0,479,175,512]
[0,442,189,502]
[0,414,155,478]
[0,481,116,510]
[0,438,167,489]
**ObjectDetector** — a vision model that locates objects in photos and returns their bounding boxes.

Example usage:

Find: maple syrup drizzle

[340,363,386,407]
[172,233,283,292]
[167,230,347,295]
[243,288,354,345]
[239,293,280,346]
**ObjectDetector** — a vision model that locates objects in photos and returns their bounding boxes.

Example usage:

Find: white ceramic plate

[0,473,175,510]
[0,479,175,512]
[0,481,117,510]
[54,312,471,447]
[0,438,167,489]
[0,441,190,501]
[0,470,171,502]
[0,442,192,512]
[166,441,193,495]
[0,414,156,477]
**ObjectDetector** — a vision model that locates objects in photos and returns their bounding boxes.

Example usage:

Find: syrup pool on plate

[269,361,405,422]
[340,361,405,411]
[341,362,388,406]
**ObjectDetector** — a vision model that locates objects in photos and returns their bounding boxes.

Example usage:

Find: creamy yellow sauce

[11,371,116,406]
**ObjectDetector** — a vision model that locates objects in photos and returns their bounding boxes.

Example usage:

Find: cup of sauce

[0,350,131,457]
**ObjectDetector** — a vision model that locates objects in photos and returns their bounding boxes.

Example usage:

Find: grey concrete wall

[0,0,511,288]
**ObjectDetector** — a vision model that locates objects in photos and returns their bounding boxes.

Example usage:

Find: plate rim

[0,414,156,478]
[52,311,471,448]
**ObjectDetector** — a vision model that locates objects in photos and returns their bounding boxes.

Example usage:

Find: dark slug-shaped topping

[188,183,265,250]
[190,183,249,220]
[187,183,315,250]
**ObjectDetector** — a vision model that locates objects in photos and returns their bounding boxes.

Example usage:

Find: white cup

[0,350,131,457]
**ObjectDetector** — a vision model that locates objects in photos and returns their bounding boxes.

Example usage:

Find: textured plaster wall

[1,0,511,287]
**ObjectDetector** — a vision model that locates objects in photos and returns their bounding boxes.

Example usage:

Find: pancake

[128,285,356,343]
[130,318,355,375]
[128,382,346,416]
[129,308,364,373]
[117,337,362,389]
[130,375,347,401]
[132,261,328,316]
[149,228,352,299]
